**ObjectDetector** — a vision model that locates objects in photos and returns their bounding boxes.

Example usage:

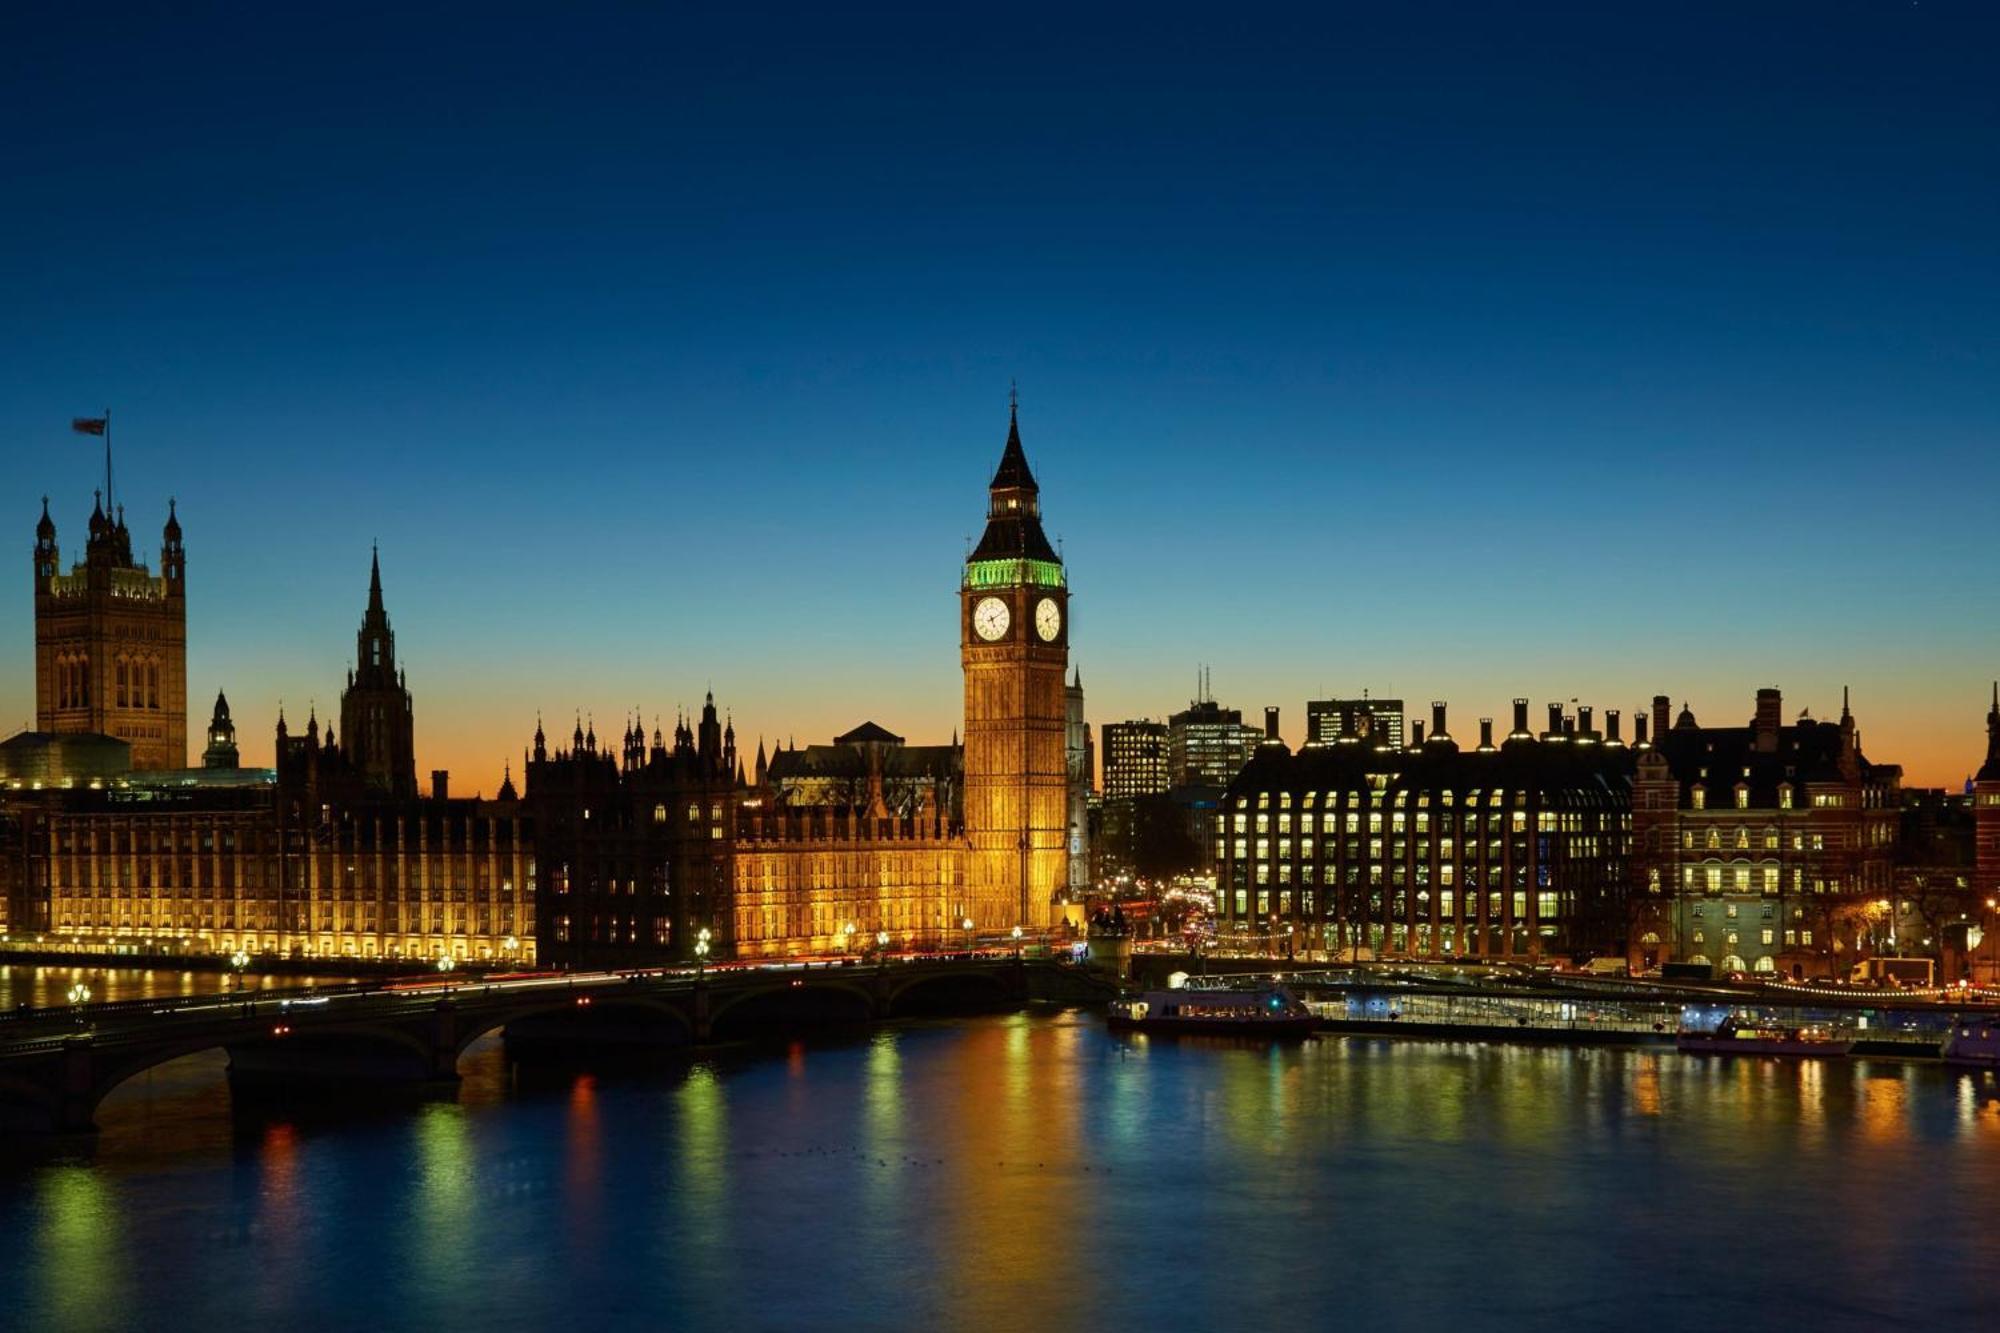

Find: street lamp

[68,982,91,1021]
[230,949,251,991]
[437,955,456,975]
[961,917,975,954]
[503,935,520,961]
[1012,924,1024,959]
[695,927,712,980]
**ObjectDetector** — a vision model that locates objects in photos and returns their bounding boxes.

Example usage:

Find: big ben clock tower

[962,402,1069,931]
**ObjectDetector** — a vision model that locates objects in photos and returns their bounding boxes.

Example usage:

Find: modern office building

[1306,696,1405,749]
[1168,697,1261,788]
[1101,722,1170,801]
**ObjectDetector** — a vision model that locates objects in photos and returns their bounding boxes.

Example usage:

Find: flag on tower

[72,416,108,436]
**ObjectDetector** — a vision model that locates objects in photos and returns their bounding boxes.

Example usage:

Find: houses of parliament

[0,410,1083,966]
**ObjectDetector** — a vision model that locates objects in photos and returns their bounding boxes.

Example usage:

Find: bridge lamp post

[695,928,711,981]
[230,950,251,991]
[503,935,520,963]
[961,918,974,954]
[1012,925,1023,960]
[437,955,456,976]
[68,982,91,1022]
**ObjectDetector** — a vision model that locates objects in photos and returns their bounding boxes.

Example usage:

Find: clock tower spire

[961,399,1069,932]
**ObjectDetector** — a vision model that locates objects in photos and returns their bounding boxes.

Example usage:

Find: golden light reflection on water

[409,1103,474,1289]
[32,1166,125,1328]
[674,1062,729,1264]
[15,1013,2000,1328]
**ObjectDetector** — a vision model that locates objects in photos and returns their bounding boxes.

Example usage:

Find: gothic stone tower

[339,548,418,797]
[1975,685,2000,946]
[961,406,1069,930]
[33,494,188,769]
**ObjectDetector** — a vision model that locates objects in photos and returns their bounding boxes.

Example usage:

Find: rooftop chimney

[1264,706,1281,742]
[1479,718,1495,751]
[1754,687,1782,752]
[1510,698,1531,741]
[431,769,450,801]
[1411,719,1426,747]
[1546,702,1565,739]
[1430,700,1449,743]
[1606,709,1623,744]
[1652,695,1671,743]
[1578,705,1595,738]
[1634,712,1650,747]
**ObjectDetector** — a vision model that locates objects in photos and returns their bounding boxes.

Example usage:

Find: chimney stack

[1411,720,1426,747]
[1510,698,1530,740]
[1578,705,1595,737]
[1754,687,1782,752]
[1652,695,1671,742]
[1606,709,1623,744]
[1479,718,1495,751]
[431,769,450,801]
[1430,700,1448,742]
[1547,702,1565,738]
[1264,706,1281,741]
[1634,712,1650,747]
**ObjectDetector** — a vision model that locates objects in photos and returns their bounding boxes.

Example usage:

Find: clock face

[972,596,1011,642]
[1034,597,1062,642]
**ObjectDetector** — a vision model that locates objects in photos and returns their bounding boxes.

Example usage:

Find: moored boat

[1108,984,1318,1038]
[1942,1019,2000,1069]
[1677,1015,1853,1058]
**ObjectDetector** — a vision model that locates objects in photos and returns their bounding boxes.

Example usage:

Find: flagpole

[104,408,113,514]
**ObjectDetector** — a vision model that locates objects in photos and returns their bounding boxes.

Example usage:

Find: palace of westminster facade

[0,409,1079,966]
[4,412,2000,979]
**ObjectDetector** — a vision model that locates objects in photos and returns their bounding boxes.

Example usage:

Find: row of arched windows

[115,655,163,710]
[53,655,90,709]
[53,655,167,710]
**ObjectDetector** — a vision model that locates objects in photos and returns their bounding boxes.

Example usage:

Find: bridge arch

[885,968,1020,1016]
[706,975,878,1038]
[451,992,696,1061]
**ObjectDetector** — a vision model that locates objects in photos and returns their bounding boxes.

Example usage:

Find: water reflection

[0,963,358,1011]
[4,1013,1999,1328]
[30,1166,126,1328]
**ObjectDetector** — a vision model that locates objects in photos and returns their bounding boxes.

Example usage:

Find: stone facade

[33,495,187,770]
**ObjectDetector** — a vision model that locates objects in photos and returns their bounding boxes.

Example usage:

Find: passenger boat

[1676,1015,1853,1058]
[1107,985,1318,1039]
[1941,1019,2000,1070]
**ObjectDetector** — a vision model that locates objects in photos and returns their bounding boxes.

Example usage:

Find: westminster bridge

[0,954,1116,1133]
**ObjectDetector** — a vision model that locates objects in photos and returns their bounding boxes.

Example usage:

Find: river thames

[3,973,1998,1331]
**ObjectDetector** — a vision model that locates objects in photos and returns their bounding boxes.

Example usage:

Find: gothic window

[115,658,128,708]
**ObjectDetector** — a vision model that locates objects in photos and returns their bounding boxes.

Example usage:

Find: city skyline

[5,3,1996,790]
[6,429,1991,794]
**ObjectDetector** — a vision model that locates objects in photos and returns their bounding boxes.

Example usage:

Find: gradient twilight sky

[2,2,1996,792]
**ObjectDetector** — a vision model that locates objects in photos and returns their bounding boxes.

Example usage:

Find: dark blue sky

[2,2,1995,786]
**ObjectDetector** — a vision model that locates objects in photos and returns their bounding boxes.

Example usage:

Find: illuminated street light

[961,917,975,953]
[695,927,712,980]
[503,935,520,958]
[230,949,251,991]
[437,955,456,974]
[1012,924,1024,959]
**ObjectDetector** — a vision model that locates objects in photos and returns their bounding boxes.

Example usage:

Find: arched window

[115,658,128,707]
[1753,956,1776,973]
[1722,954,1747,974]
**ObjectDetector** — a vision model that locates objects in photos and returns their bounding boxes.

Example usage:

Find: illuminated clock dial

[973,596,1011,642]
[1034,597,1062,642]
